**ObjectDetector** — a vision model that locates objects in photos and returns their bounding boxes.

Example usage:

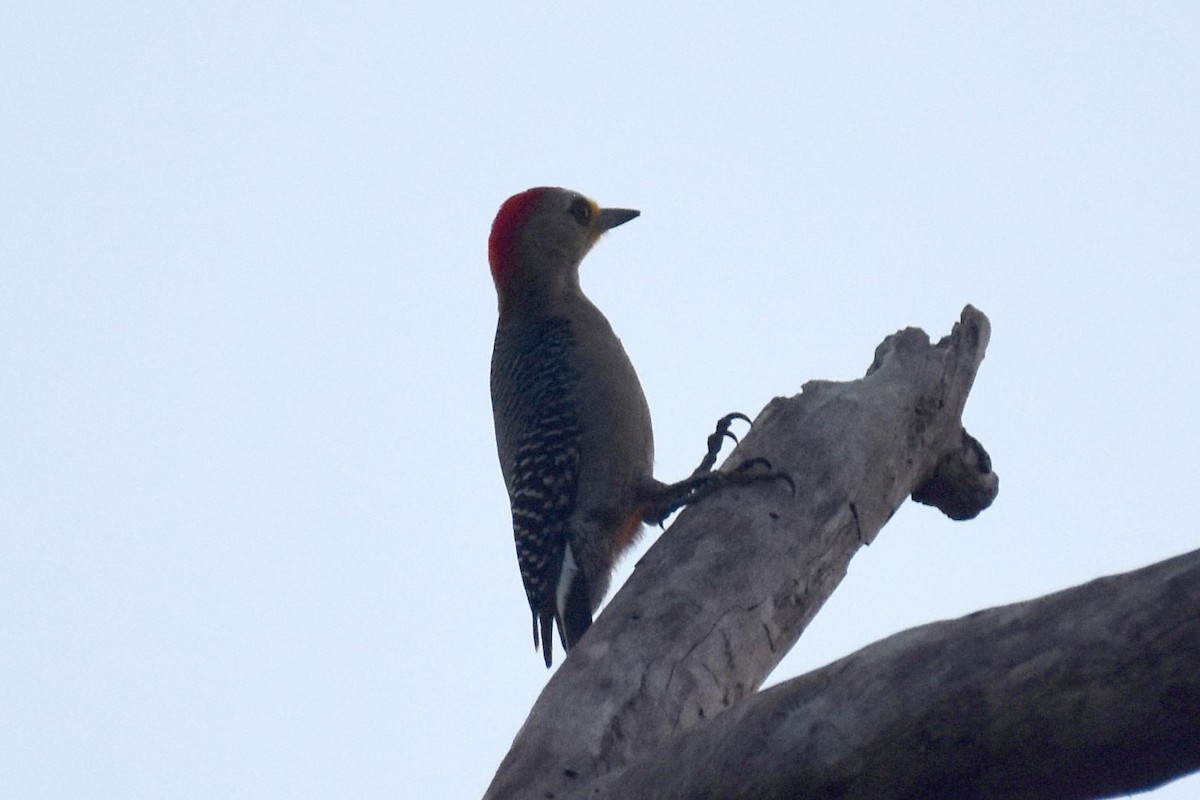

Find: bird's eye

[568,198,592,226]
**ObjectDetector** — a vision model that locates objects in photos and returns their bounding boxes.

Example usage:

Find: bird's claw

[695,411,754,477]
[732,456,797,495]
[735,456,772,473]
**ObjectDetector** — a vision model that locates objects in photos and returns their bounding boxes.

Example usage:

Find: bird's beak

[596,207,640,232]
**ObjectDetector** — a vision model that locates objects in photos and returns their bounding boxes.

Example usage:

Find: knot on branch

[912,429,998,520]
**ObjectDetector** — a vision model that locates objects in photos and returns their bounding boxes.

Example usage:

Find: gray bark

[485,305,999,799]
[591,548,1200,799]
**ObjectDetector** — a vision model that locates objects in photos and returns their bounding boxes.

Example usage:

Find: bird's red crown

[488,188,547,288]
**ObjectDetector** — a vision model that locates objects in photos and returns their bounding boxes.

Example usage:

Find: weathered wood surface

[591,547,1200,799]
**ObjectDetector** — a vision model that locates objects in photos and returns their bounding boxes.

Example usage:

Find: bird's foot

[643,412,794,526]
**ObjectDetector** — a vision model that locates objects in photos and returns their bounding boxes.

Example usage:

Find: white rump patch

[556,543,579,620]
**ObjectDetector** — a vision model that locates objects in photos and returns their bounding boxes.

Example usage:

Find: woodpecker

[489,187,779,667]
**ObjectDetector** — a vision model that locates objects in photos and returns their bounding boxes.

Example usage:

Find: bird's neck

[497,264,583,320]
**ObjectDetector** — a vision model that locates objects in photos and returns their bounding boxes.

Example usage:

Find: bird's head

[488,187,639,311]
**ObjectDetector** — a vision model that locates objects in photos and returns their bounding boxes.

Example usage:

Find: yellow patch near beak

[586,199,603,238]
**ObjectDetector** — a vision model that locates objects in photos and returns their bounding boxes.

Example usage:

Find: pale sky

[3,3,1198,798]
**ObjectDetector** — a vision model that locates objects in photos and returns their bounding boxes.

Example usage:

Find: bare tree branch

[591,548,1200,799]
[485,306,997,799]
